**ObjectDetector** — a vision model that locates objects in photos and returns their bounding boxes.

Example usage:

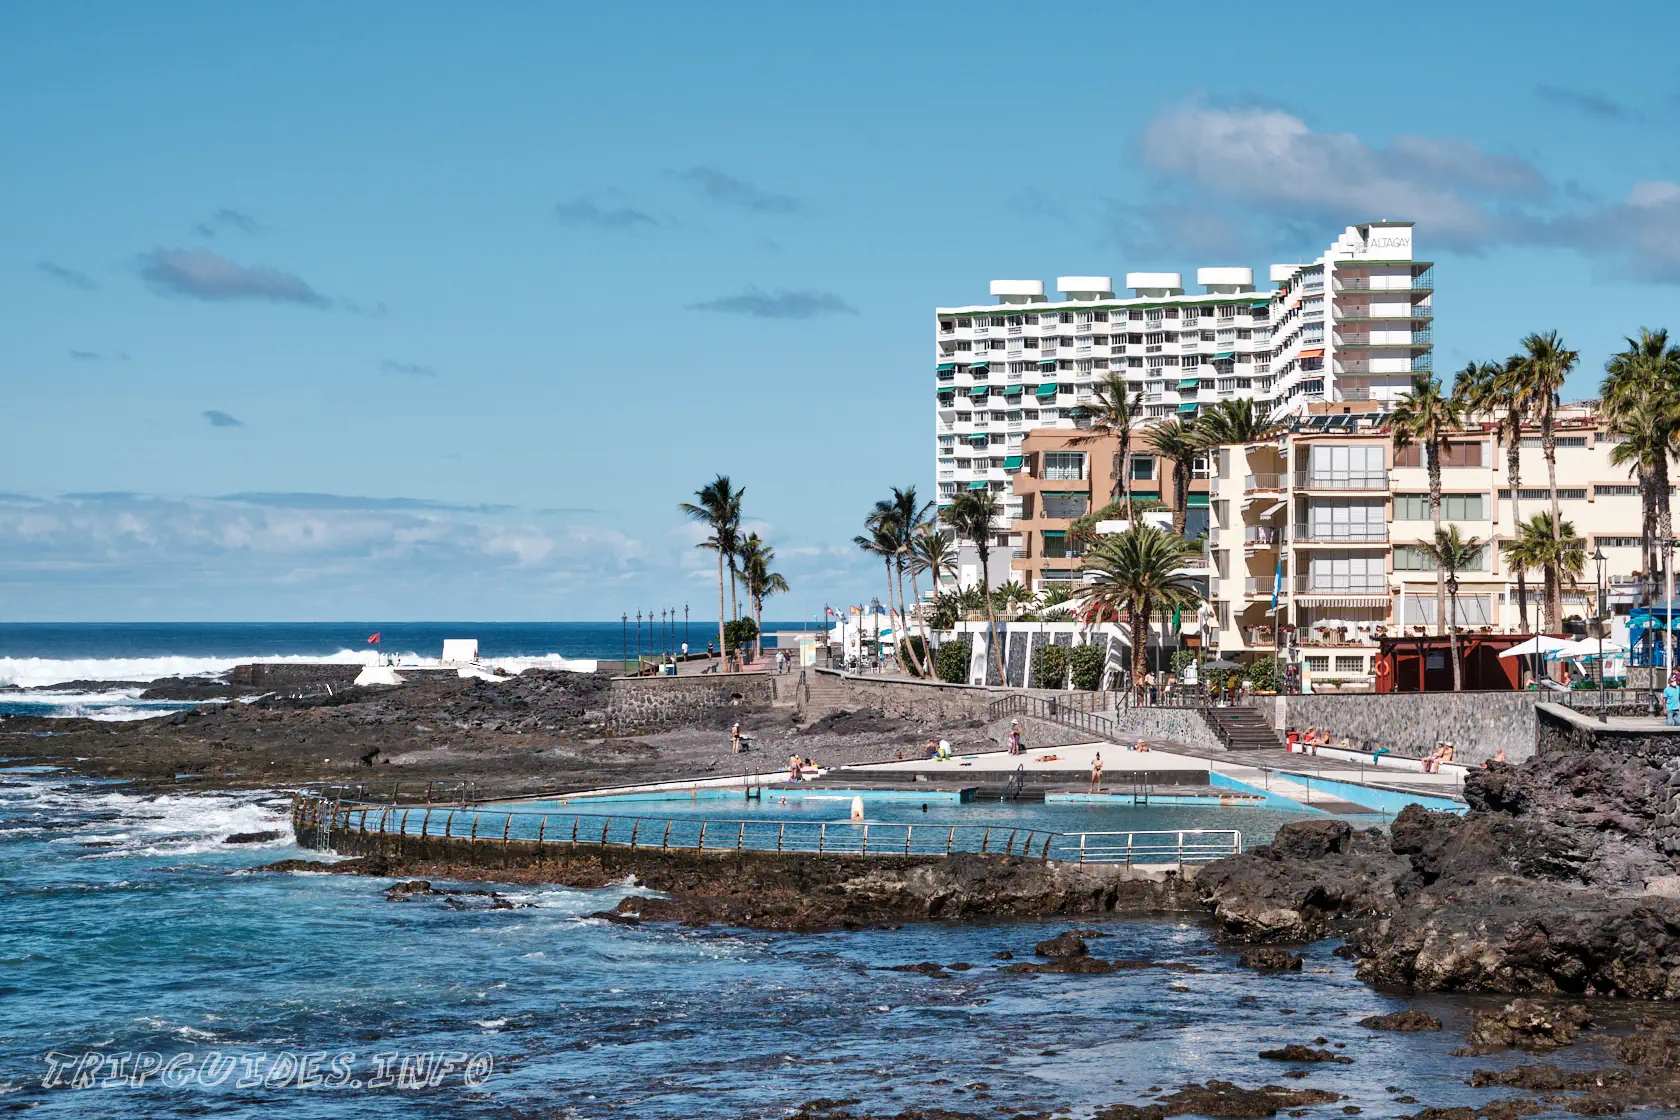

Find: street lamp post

[1593,546,1608,720]
[622,613,628,670]
[684,603,690,654]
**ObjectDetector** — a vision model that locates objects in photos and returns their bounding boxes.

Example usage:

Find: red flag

[367,632,381,644]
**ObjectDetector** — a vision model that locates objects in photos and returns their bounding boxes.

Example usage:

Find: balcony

[1243,526,1284,549]
[1334,277,1434,292]
[1295,575,1389,594]
[1243,473,1286,491]
[1294,471,1387,491]
[1294,523,1389,543]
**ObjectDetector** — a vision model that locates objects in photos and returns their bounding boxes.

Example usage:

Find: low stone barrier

[605,675,778,728]
[805,669,1003,723]
[1254,692,1540,765]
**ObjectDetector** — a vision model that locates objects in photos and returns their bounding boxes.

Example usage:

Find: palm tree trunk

[1506,430,1527,630]
[753,594,763,662]
[1543,405,1562,632]
[728,560,740,624]
[896,560,926,678]
[1448,585,1463,691]
[882,557,894,665]
[1129,596,1148,702]
[1172,460,1188,536]
[715,551,728,672]
[1429,448,1445,637]
[908,566,934,680]
[976,547,1006,685]
[1121,431,1134,524]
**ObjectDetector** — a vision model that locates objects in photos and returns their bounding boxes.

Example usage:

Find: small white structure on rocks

[441,638,480,663]
[354,665,405,687]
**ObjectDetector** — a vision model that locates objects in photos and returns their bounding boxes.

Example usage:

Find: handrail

[293,797,1241,865]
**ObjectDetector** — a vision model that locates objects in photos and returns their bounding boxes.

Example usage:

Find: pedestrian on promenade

[1089,752,1103,793]
[1665,673,1680,727]
[1145,672,1157,706]
[1008,720,1023,755]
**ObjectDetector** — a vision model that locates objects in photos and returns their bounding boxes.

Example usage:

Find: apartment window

[1305,655,1331,673]
[1192,454,1211,479]
[1394,493,1486,521]
[990,316,1006,327]
[1520,436,1589,449]
[1334,656,1365,674]
[1402,595,1493,626]
[938,482,956,496]
[1212,499,1229,527]
[1306,551,1386,592]
[1497,488,1587,502]
[940,320,954,331]
[989,339,1006,350]
[1164,308,1180,318]
[1306,444,1385,487]
[1595,484,1639,497]
[1394,544,1487,571]
[1597,537,1641,548]
[956,340,972,351]
[1023,337,1038,348]
[1303,498,1385,541]
[1043,451,1086,481]
[1130,455,1157,481]
[1129,310,1144,321]
[1058,312,1074,324]
[1041,493,1089,519]
[1127,357,1144,368]
[938,436,955,447]
[1023,409,1039,420]
[1394,440,1486,469]
[1211,548,1229,578]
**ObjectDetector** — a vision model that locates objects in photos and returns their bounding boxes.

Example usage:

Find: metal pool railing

[1052,829,1243,866]
[299,801,1242,866]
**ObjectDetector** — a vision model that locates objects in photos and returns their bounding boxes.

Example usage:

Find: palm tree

[1603,328,1680,620]
[1067,373,1145,519]
[1195,397,1282,446]
[1515,331,1580,631]
[908,523,956,673]
[942,489,1007,685]
[1512,512,1586,631]
[1455,358,1533,631]
[679,475,744,669]
[1391,374,1464,636]
[738,533,789,662]
[884,487,935,677]
[853,516,900,667]
[1146,418,1202,536]
[1416,525,1483,692]
[1075,525,1203,695]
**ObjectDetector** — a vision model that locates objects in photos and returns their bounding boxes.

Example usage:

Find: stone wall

[228,662,363,691]
[1535,704,1680,857]
[606,676,778,729]
[994,707,1221,755]
[805,669,1003,724]
[1253,692,1539,765]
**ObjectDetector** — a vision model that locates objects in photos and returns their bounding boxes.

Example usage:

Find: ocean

[0,769,1524,1118]
[0,623,809,720]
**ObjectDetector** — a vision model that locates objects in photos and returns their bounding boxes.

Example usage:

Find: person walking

[1667,673,1680,727]
[731,722,743,754]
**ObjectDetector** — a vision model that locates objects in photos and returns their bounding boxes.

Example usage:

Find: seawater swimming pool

[491,792,1364,848]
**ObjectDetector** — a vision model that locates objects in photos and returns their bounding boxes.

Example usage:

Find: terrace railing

[296,797,1241,866]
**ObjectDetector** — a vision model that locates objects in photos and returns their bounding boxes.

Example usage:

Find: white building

[933,221,1431,591]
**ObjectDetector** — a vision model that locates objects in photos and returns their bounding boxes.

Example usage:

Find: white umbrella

[1498,635,1575,659]
[1545,638,1627,661]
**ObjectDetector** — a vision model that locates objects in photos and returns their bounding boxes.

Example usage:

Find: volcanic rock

[1358,1010,1443,1032]
[1239,947,1304,971]
[1459,999,1593,1052]
[1257,1044,1352,1064]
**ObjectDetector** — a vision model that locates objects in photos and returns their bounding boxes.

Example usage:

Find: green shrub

[935,639,972,683]
[1032,644,1070,690]
[1069,643,1105,690]
[724,617,758,650]
[1245,655,1281,693]
[901,635,930,677]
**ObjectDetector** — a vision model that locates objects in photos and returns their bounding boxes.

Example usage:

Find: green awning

[1035,356,1057,365]
[969,385,990,396]
[1035,384,1058,398]
[966,480,989,490]
[1250,300,1269,309]
[936,363,956,372]
[1214,351,1235,360]
[1177,402,1199,414]
[968,361,990,370]
[1003,455,1023,469]
[1042,530,1067,539]
[1002,384,1023,395]
[1187,493,1210,508]
[1176,378,1200,391]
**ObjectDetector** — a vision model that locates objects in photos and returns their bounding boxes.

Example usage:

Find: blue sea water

[0,622,809,718]
[0,770,1608,1118]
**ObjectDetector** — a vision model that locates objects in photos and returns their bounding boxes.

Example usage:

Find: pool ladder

[1002,764,1026,802]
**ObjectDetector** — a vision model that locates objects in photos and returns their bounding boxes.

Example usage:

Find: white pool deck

[844,744,1206,775]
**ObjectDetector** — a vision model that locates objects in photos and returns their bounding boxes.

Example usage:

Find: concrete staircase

[795,670,851,721]
[1204,704,1285,750]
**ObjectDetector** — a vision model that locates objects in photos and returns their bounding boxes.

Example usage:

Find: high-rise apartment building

[932,221,1431,591]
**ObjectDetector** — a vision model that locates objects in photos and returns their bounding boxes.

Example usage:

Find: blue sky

[4,1,1680,621]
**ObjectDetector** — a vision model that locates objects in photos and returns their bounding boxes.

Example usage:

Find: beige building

[1204,402,1650,685]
